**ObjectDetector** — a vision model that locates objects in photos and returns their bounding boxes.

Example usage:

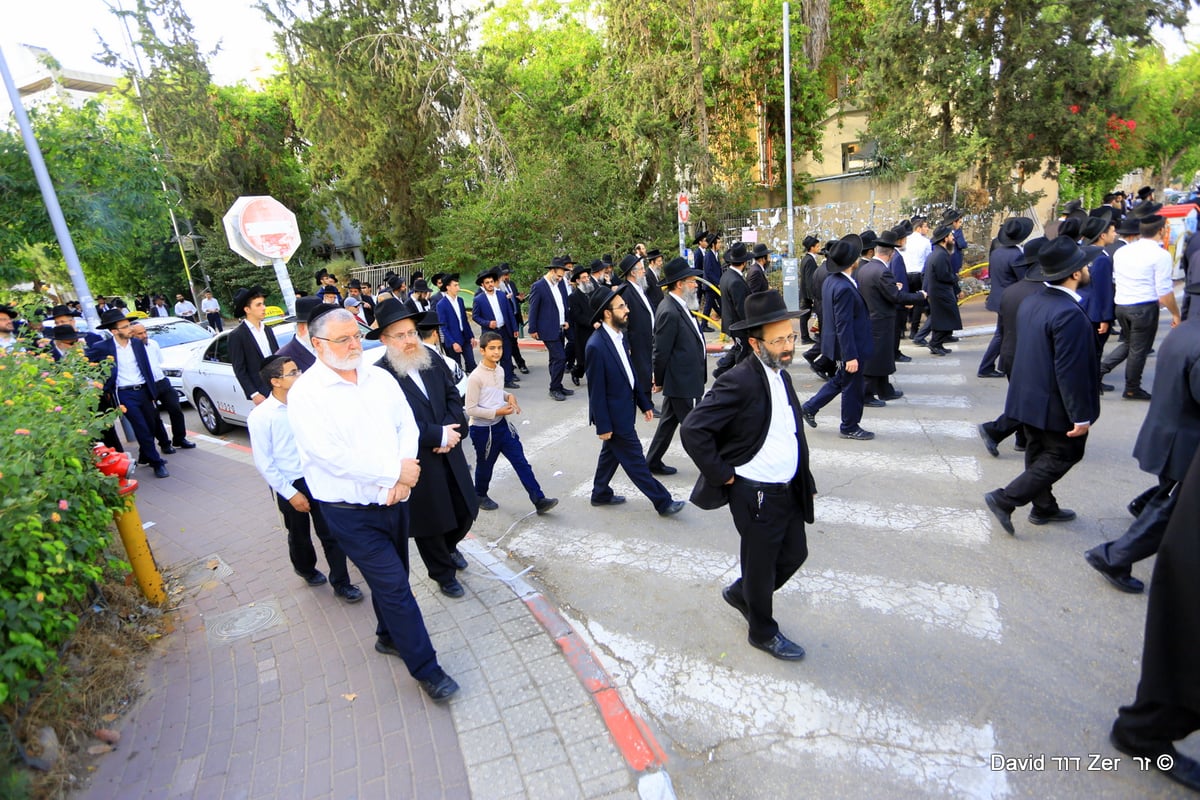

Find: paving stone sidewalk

[75,442,638,800]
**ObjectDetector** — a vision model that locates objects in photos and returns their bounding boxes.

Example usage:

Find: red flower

[1070,104,1081,114]
[1126,119,1136,131]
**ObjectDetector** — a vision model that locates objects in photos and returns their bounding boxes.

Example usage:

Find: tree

[1122,47,1200,191]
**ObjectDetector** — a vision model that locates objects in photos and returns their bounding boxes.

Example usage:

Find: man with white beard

[287,308,459,701]
[371,300,479,599]
[567,261,600,386]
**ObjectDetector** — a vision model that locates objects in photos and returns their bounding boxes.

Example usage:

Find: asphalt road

[179,316,1195,799]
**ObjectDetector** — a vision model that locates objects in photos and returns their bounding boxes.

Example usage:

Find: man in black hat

[471,267,520,388]
[979,217,1036,377]
[1084,282,1200,594]
[129,320,196,454]
[642,248,666,309]
[888,222,914,362]
[645,257,708,476]
[409,278,433,313]
[46,324,81,361]
[904,216,933,342]
[858,228,926,404]
[943,208,969,276]
[1078,212,1118,385]
[924,225,962,356]
[373,300,479,600]
[681,290,816,661]
[567,262,599,386]
[712,242,753,379]
[746,244,772,294]
[800,234,875,440]
[436,274,477,374]
[497,265,529,374]
[978,238,1047,458]
[702,232,724,323]
[274,296,327,372]
[86,309,171,478]
[619,254,657,407]
[1101,215,1181,400]
[798,236,821,345]
[585,283,685,517]
[346,279,375,325]
[983,237,1101,535]
[528,258,573,400]
[691,232,713,331]
[228,286,279,406]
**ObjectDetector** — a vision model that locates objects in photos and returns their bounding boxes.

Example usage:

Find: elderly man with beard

[567,261,599,386]
[287,308,459,702]
[371,300,479,600]
[681,291,817,661]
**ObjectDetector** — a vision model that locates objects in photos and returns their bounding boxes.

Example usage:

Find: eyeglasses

[281,369,302,378]
[313,333,364,346]
[760,334,798,347]
[381,330,421,341]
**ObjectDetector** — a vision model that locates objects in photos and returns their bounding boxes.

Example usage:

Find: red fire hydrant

[93,445,165,605]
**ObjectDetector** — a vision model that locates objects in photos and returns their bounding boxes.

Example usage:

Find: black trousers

[545,338,566,393]
[275,477,350,587]
[645,395,697,470]
[592,422,672,511]
[1114,701,1200,754]
[978,316,1002,373]
[726,479,808,642]
[1089,477,1178,570]
[152,377,188,446]
[1102,302,1159,392]
[320,502,440,681]
[412,486,471,586]
[117,385,165,467]
[981,376,1027,448]
[993,425,1087,514]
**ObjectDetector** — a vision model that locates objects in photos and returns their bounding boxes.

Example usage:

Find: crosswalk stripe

[586,623,1007,799]
[814,496,993,547]
[896,357,961,367]
[490,414,590,479]
[864,419,979,439]
[900,394,973,408]
[502,524,1002,641]
[893,373,967,385]
[811,449,980,481]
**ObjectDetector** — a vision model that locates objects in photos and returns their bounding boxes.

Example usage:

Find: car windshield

[144,321,212,347]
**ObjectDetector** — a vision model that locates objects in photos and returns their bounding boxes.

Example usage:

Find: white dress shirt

[175,300,197,317]
[602,323,635,387]
[287,359,419,505]
[114,339,147,387]
[546,278,566,325]
[143,339,166,382]
[670,292,705,347]
[242,319,273,358]
[484,290,505,328]
[201,297,221,314]
[905,232,932,274]
[1112,238,1174,305]
[247,394,303,501]
[735,363,799,483]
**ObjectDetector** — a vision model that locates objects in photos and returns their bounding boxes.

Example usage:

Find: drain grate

[176,553,234,588]
[204,599,286,645]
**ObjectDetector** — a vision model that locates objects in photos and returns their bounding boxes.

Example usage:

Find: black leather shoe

[153,463,170,479]
[173,439,197,449]
[1084,551,1144,594]
[864,397,886,408]
[334,584,364,603]
[439,579,465,598]
[946,336,960,343]
[534,497,558,515]
[977,369,1004,378]
[1099,382,1114,393]
[549,390,567,401]
[1109,730,1200,791]
[418,670,460,702]
[658,500,686,517]
[722,585,750,623]
[912,337,928,346]
[930,346,952,356]
[801,408,817,428]
[984,491,1015,535]
[1013,443,1026,452]
[571,374,581,386]
[449,550,468,570]
[504,381,520,389]
[895,354,913,363]
[1028,508,1076,525]
[840,428,875,441]
[375,637,402,658]
[978,424,999,457]
[880,390,904,400]
[590,495,626,506]
[560,387,575,396]
[477,495,499,511]
[518,365,529,375]
[1122,388,1152,401]
[160,444,177,455]
[748,633,806,661]
[296,569,328,587]
[649,464,678,476]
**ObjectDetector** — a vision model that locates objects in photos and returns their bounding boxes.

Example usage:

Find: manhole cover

[176,553,234,588]
[205,599,286,645]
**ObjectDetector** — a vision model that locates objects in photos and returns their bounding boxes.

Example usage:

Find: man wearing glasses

[681,291,817,661]
[288,308,460,702]
[247,355,363,604]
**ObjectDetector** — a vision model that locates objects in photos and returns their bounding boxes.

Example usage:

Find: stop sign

[678,192,690,223]
[223,196,301,266]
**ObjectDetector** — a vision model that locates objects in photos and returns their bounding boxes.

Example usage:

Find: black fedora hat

[232,285,267,317]
[560,254,576,266]
[725,241,751,264]
[897,219,914,236]
[692,231,708,246]
[729,291,802,332]
[96,308,132,330]
[1032,237,1095,282]
[366,299,423,339]
[47,304,73,320]
[411,279,431,293]
[348,278,363,289]
[750,243,770,259]
[588,283,629,325]
[571,262,593,281]
[1057,216,1083,241]
[307,302,342,328]
[1080,215,1111,244]
[618,253,643,276]
[1129,201,1162,219]
[644,248,662,261]
[1116,216,1141,236]
[875,228,902,248]
[294,295,322,323]
[547,257,567,272]
[930,225,954,245]
[1014,237,1048,270]
[658,256,703,287]
[826,234,862,272]
[417,310,441,330]
[1137,185,1154,199]
[859,230,878,252]
[1089,206,1115,222]
[802,234,821,250]
[50,324,80,342]
[997,217,1035,246]
[942,208,963,223]
[476,267,501,285]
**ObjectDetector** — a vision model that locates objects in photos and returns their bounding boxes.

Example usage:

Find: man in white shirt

[174,294,198,322]
[1102,215,1182,400]
[904,216,933,340]
[287,309,459,702]
[200,290,223,331]
[130,320,196,454]
[247,355,362,603]
[0,305,21,352]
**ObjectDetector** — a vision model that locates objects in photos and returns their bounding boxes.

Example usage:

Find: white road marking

[811,449,980,481]
[502,524,1002,641]
[895,357,961,367]
[893,373,968,385]
[900,394,973,409]
[588,623,1007,799]
[814,497,993,547]
[865,419,978,439]
[489,415,590,479]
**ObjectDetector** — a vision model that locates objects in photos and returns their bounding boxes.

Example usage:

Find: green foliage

[0,346,124,707]
[1119,46,1200,189]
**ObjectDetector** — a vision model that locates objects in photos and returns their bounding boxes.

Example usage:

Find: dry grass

[1,559,172,800]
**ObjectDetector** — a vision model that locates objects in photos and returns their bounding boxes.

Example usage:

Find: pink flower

[14,429,30,435]
[53,406,62,412]
[59,500,69,510]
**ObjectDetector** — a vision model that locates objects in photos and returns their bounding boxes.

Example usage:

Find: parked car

[137,316,214,404]
[181,318,385,434]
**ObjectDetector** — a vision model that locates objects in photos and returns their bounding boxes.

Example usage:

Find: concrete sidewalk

[76,438,661,799]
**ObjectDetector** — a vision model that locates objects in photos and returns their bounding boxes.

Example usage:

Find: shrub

[0,345,125,707]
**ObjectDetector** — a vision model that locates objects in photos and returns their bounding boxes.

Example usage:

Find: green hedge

[0,344,125,706]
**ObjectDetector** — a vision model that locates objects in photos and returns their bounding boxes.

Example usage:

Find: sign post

[222,196,302,317]
[677,191,690,262]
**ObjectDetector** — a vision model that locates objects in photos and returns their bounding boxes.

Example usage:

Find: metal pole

[783,2,795,260]
[0,44,101,330]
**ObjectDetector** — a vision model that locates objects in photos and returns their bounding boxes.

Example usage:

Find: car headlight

[163,368,183,378]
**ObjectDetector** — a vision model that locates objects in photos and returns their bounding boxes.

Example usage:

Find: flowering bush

[0,345,124,706]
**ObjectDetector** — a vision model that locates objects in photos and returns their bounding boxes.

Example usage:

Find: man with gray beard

[371,300,479,599]
[568,261,599,386]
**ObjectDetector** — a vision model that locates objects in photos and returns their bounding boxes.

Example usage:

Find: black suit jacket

[1005,287,1101,431]
[997,277,1042,376]
[86,337,160,402]
[623,286,655,392]
[986,245,1025,313]
[719,268,749,334]
[680,355,816,518]
[653,295,707,398]
[643,267,665,310]
[586,327,651,436]
[1131,316,1200,482]
[857,257,922,376]
[376,356,477,538]
[274,337,316,372]
[228,321,279,400]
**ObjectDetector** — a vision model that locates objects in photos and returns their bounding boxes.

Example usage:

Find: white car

[182,319,386,434]
[136,316,215,404]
